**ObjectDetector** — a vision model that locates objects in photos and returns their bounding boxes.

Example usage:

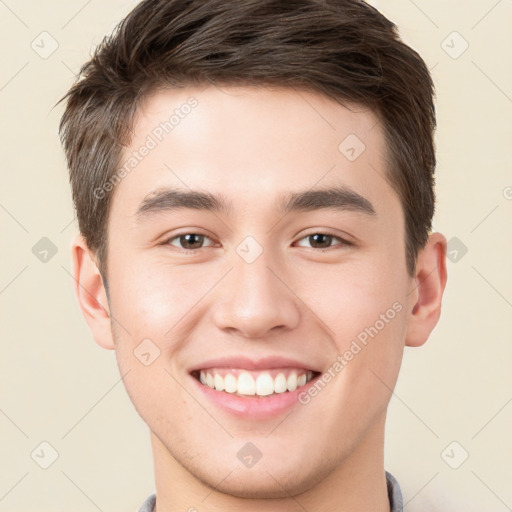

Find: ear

[70,233,115,350]
[405,232,448,347]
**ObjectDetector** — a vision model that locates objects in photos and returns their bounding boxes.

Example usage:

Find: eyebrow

[134,185,376,221]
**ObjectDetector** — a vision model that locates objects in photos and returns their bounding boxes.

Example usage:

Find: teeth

[237,372,256,395]
[255,372,274,396]
[287,373,297,392]
[274,373,287,393]
[197,369,315,397]
[224,373,237,393]
[214,374,224,391]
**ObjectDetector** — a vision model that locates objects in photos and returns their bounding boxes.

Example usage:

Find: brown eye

[308,233,335,249]
[295,232,351,250]
[167,233,214,251]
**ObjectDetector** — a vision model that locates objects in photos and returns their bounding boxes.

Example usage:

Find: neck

[151,414,390,512]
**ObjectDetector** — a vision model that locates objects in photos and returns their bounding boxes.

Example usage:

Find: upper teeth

[199,369,314,397]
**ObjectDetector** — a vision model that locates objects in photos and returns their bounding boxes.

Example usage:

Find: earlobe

[405,232,448,347]
[70,233,115,350]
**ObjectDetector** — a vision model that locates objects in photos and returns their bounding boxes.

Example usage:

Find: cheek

[108,255,217,342]
[107,258,203,420]
[113,353,189,434]
[301,260,407,399]
[298,259,404,343]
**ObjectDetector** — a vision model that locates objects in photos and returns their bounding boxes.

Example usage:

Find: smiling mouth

[191,368,320,398]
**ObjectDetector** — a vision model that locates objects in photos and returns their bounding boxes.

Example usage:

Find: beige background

[1,0,511,510]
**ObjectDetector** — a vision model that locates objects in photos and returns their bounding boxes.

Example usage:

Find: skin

[71,85,447,512]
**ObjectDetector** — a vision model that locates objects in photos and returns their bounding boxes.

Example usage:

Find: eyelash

[161,230,353,253]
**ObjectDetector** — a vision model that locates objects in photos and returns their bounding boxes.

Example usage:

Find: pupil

[182,234,203,249]
[310,234,331,248]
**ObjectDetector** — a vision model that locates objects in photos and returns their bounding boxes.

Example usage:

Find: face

[103,85,415,497]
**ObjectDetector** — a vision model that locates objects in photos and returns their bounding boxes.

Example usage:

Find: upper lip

[189,355,321,373]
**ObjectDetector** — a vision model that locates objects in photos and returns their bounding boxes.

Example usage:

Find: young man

[58,0,447,510]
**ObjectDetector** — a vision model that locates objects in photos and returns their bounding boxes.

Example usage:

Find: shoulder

[386,471,404,512]
[137,492,156,512]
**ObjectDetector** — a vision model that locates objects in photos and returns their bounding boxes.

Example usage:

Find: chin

[182,448,333,500]
[199,466,322,500]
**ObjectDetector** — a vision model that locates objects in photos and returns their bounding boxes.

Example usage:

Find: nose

[212,245,301,339]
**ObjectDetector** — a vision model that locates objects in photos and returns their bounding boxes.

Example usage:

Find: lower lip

[189,373,320,420]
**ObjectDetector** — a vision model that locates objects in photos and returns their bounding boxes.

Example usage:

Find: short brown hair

[58,0,436,284]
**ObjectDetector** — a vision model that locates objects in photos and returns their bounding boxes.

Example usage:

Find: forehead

[110,84,396,221]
